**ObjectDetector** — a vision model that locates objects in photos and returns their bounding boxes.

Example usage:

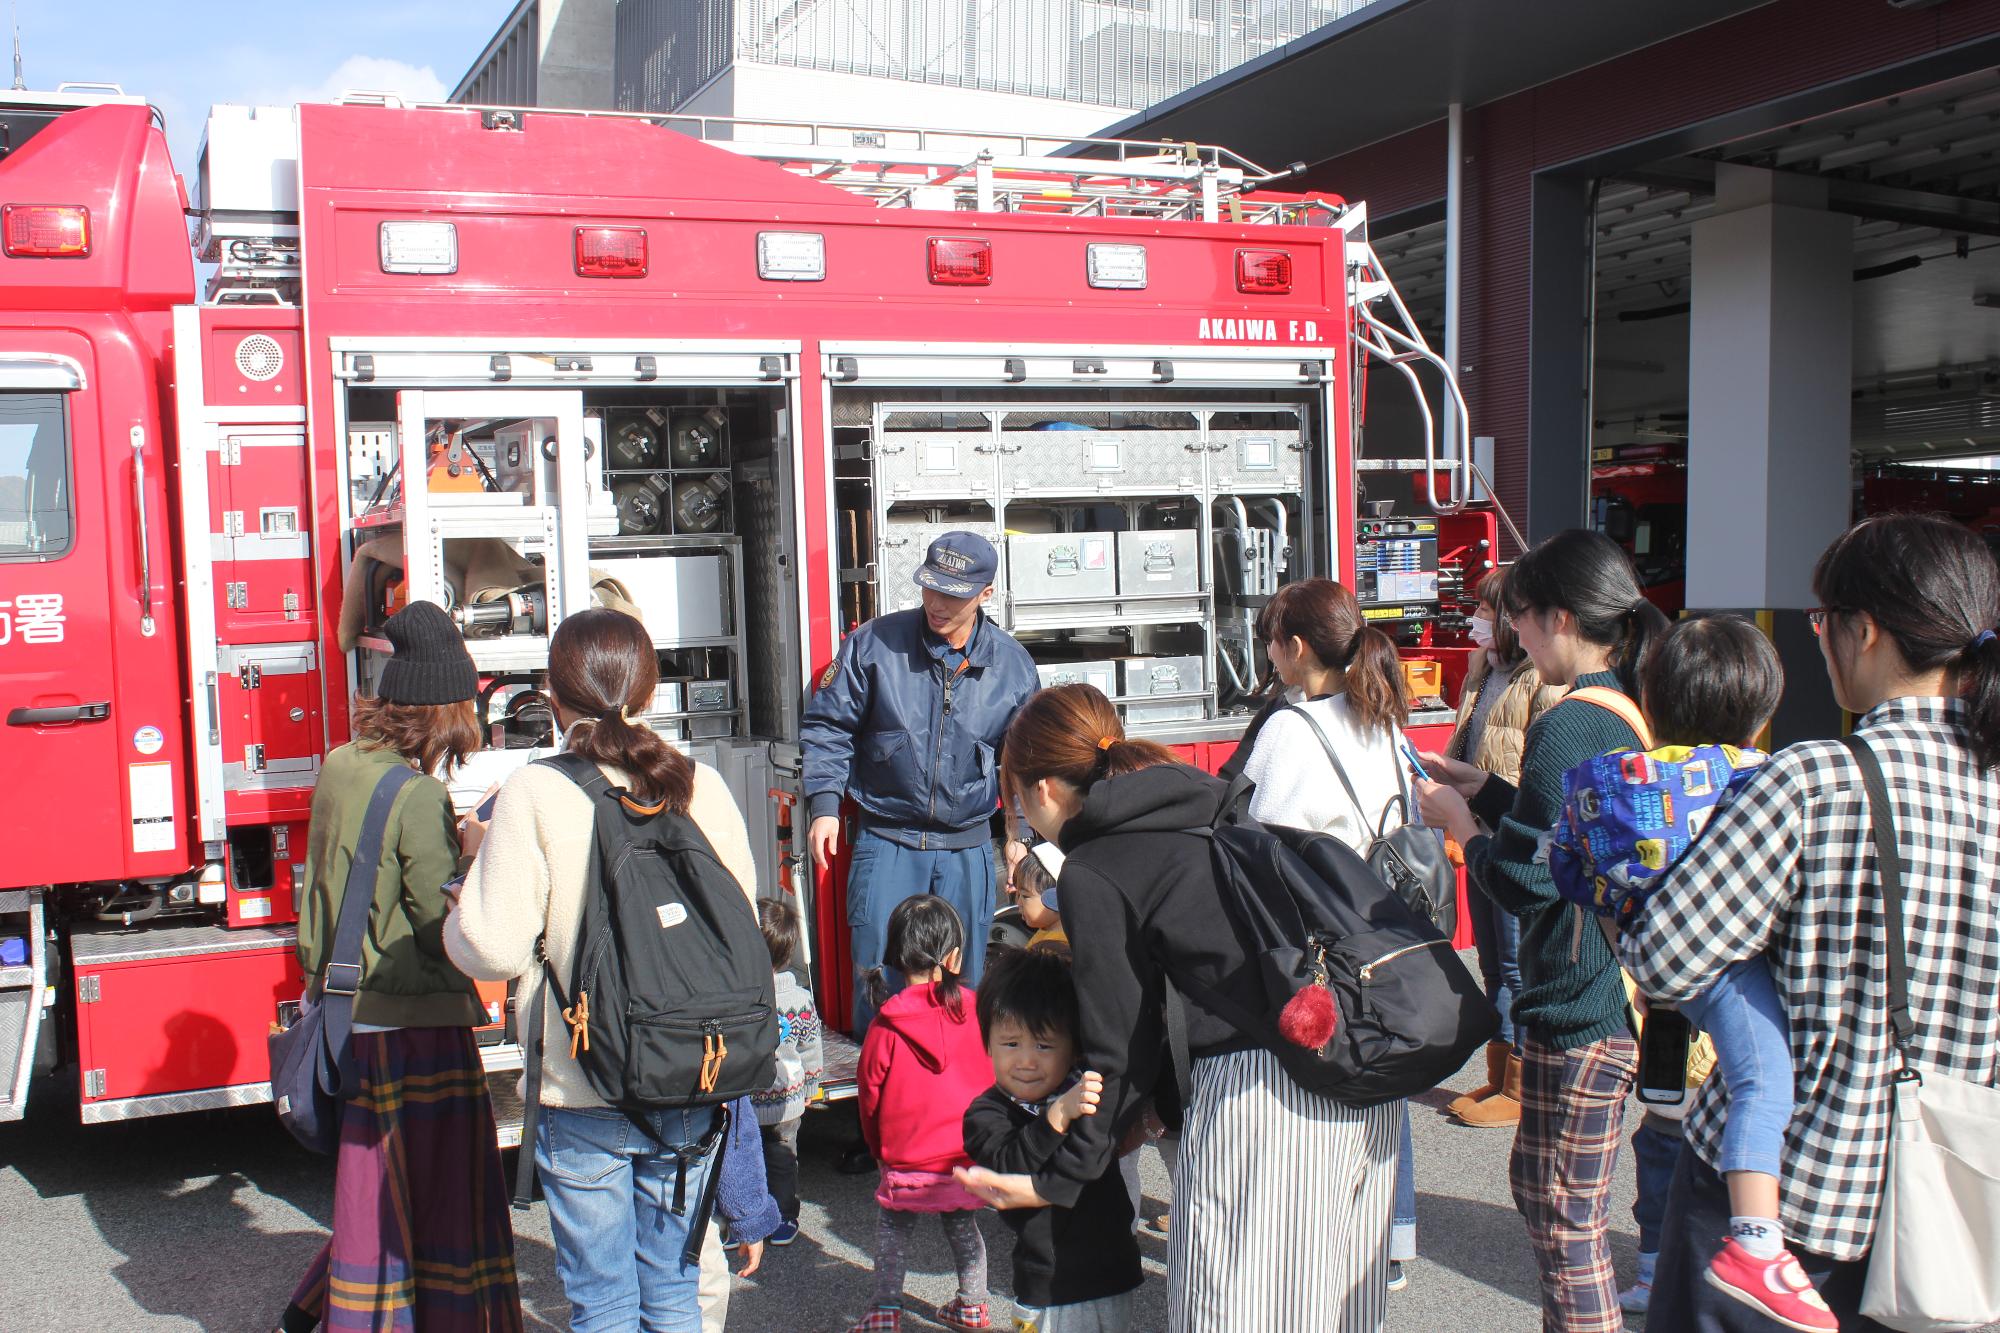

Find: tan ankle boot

[1453,1049,1522,1128]
[1445,1041,1511,1118]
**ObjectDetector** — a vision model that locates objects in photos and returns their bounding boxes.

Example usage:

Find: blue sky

[23,0,515,170]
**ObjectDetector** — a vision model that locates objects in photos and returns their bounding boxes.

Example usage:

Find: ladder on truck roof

[355,96,1340,227]
[646,112,1333,226]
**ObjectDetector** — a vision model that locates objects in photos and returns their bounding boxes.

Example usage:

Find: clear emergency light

[575,226,648,278]
[378,221,458,275]
[757,231,825,282]
[1235,248,1293,294]
[927,237,993,286]
[2,204,90,258]
[1086,243,1147,290]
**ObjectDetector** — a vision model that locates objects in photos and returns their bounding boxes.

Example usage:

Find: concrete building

[1105,0,2000,738]
[456,0,1378,137]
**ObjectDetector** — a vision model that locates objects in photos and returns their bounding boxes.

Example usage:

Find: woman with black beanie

[282,601,522,1333]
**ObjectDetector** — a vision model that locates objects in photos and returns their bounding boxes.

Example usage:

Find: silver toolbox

[1034,659,1118,695]
[876,521,1002,615]
[1206,427,1305,495]
[873,429,997,502]
[1000,427,1203,496]
[591,552,730,644]
[1007,532,1117,616]
[1116,529,1201,594]
[1119,655,1206,724]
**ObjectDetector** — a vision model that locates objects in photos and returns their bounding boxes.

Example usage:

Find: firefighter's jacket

[802,608,1038,850]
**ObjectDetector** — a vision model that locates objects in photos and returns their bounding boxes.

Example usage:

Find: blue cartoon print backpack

[1547,742,1766,926]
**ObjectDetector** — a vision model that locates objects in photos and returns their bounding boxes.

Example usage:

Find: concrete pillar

[537,0,616,110]
[1686,164,1853,741]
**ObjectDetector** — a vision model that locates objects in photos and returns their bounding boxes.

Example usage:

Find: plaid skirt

[285,1027,522,1332]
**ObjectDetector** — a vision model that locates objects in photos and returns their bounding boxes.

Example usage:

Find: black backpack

[1165,776,1496,1108]
[514,752,777,1205]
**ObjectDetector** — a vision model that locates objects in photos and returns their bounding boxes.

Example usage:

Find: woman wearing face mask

[1439,567,1564,1130]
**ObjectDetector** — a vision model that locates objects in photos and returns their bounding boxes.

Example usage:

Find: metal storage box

[1000,427,1202,496]
[591,552,730,644]
[1034,659,1118,696]
[1008,532,1117,617]
[1206,426,1305,494]
[1116,529,1200,594]
[1119,655,1206,724]
[875,521,1002,615]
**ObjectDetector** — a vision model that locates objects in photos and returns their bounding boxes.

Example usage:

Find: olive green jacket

[296,741,483,1028]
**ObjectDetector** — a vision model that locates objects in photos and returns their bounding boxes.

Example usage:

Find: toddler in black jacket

[962,948,1142,1332]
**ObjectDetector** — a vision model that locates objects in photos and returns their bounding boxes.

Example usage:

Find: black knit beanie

[378,601,477,706]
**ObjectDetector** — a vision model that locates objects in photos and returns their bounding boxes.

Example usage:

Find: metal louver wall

[613,0,1381,114]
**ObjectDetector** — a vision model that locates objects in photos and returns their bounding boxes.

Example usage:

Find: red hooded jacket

[857,981,989,1173]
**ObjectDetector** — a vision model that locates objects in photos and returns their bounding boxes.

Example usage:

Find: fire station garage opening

[1371,67,2000,634]
[1588,69,1997,623]
[340,381,799,752]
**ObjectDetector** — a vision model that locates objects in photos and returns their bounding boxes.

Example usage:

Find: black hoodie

[1028,763,1262,1209]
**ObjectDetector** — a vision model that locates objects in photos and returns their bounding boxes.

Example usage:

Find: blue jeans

[1467,880,1522,1046]
[1676,957,1792,1179]
[536,1104,721,1333]
[1391,1103,1417,1261]
[1630,1116,1682,1255]
[847,829,995,1035]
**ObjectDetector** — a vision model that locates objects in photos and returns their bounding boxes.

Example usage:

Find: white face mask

[1468,613,1495,649]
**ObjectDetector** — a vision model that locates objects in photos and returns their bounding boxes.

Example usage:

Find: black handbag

[268,765,417,1153]
[1282,704,1458,939]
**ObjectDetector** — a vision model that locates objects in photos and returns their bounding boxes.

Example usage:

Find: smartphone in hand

[1636,1007,1692,1106]
[474,790,500,822]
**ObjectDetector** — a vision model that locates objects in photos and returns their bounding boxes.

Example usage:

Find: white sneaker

[1618,1251,1658,1313]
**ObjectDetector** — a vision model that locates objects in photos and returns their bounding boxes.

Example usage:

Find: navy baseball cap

[913,531,998,598]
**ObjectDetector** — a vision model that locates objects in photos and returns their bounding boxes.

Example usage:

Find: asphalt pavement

[0,1031,1628,1332]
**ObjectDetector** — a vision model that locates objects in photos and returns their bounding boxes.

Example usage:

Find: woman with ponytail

[1623,514,2000,1328]
[445,608,767,1331]
[1240,578,1424,1287]
[1416,529,1667,1333]
[958,685,1402,1330]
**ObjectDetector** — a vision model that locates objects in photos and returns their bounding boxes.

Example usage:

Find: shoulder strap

[1841,735,1918,1062]
[320,764,419,1086]
[536,750,610,795]
[1563,686,1654,750]
[1282,703,1374,833]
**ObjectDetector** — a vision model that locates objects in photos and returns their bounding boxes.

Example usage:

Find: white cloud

[277,54,451,107]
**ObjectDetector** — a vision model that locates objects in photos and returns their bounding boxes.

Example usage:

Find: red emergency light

[575,226,648,278]
[927,236,993,286]
[1235,248,1292,294]
[3,204,90,258]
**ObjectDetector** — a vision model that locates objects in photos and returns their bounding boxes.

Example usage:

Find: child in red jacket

[851,895,991,1333]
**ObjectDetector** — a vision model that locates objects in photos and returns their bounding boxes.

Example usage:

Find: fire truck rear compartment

[832,384,1327,742]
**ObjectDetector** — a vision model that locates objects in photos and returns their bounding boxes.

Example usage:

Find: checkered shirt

[1619,696,2000,1261]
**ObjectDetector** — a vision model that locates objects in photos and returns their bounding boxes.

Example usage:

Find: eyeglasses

[1806,606,1848,636]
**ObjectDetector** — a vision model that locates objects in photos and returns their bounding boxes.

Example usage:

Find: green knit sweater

[1465,670,1644,1050]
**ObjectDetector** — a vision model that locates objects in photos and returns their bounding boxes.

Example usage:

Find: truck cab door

[0,356,126,885]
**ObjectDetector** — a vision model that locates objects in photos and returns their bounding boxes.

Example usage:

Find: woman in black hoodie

[957,685,1400,1332]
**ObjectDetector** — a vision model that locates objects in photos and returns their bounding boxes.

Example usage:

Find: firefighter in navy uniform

[803,531,1038,1049]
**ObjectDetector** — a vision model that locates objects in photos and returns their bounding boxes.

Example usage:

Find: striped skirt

[1167,1047,1402,1333]
[285,1027,523,1333]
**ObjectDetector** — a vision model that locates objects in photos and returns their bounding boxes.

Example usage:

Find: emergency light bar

[1086,243,1147,290]
[1235,248,1293,295]
[575,226,647,278]
[927,237,992,286]
[378,221,458,275]
[2,204,90,258]
[757,231,825,282]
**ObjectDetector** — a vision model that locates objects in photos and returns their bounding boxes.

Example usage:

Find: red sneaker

[1704,1240,1839,1332]
[938,1297,992,1330]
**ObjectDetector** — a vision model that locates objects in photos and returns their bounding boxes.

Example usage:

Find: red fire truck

[0,84,1487,1132]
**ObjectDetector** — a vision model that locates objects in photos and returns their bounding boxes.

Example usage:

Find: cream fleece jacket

[444,757,758,1108]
